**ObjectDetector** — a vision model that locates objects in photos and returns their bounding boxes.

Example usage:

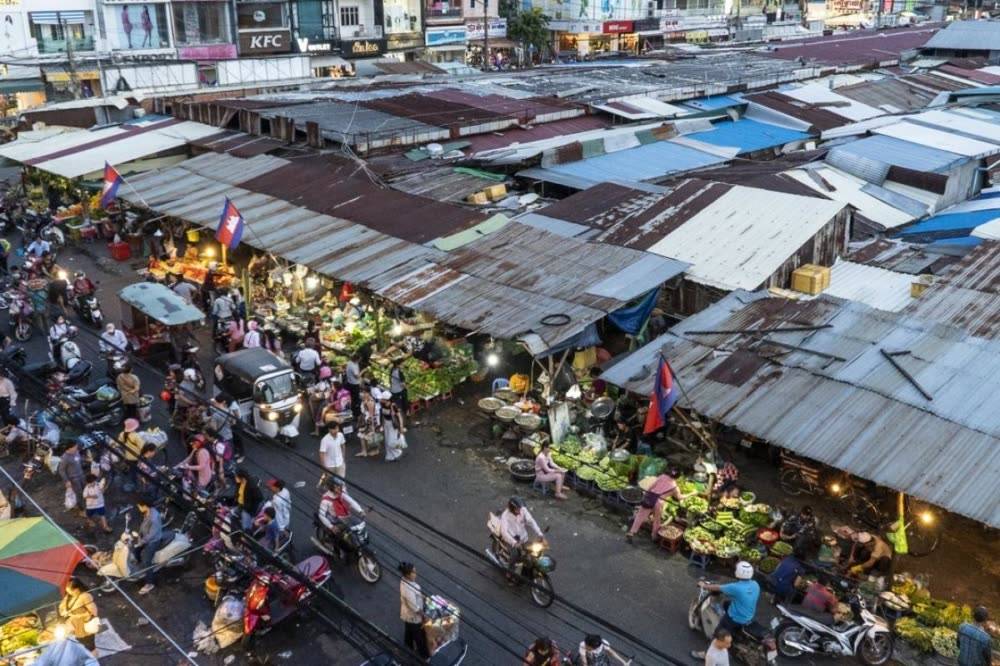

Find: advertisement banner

[465,18,506,39]
[238,28,291,53]
[425,26,466,46]
[602,20,634,33]
[293,36,339,53]
[0,10,30,55]
[178,44,237,59]
[106,3,170,50]
[236,2,285,29]
[342,37,385,58]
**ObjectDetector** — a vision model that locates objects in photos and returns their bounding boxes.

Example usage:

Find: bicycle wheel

[904,499,941,557]
[848,494,883,530]
[779,469,806,496]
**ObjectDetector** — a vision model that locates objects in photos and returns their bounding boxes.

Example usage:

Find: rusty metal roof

[602,290,1000,527]
[188,130,288,158]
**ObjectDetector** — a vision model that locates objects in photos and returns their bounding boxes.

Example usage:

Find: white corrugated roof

[0,117,219,178]
[873,121,1000,158]
[646,186,846,291]
[784,165,917,230]
[781,83,885,121]
[822,259,916,312]
[907,109,1000,145]
[972,217,1000,240]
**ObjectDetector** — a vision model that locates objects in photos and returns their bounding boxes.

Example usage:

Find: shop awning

[0,115,220,178]
[601,290,1000,528]
[43,68,100,84]
[0,79,44,94]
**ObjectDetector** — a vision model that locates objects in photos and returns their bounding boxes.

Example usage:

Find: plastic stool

[658,533,682,554]
[532,478,552,496]
[491,377,509,393]
[688,551,712,569]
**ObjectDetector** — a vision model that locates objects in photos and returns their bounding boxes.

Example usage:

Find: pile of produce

[890,577,996,657]
[681,495,709,516]
[0,615,41,656]
[758,556,781,574]
[738,504,772,527]
[371,345,478,401]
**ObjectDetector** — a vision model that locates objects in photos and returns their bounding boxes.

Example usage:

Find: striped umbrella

[0,518,84,620]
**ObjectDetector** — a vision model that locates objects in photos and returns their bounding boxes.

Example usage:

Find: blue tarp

[686,119,811,155]
[895,208,1000,242]
[608,289,659,336]
[534,323,603,359]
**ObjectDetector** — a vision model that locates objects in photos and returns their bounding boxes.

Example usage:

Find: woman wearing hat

[356,388,381,458]
[381,389,406,462]
[843,530,893,576]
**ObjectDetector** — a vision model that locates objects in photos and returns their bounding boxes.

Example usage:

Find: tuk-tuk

[214,348,302,441]
[119,282,205,357]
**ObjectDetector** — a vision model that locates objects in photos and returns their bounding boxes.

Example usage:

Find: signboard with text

[341,37,386,58]
[465,18,507,40]
[238,29,291,53]
[602,20,634,33]
[293,36,339,53]
[425,26,467,46]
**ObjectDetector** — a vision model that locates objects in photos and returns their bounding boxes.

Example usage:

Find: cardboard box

[910,274,934,298]
[466,191,489,205]
[485,184,507,201]
[791,264,831,295]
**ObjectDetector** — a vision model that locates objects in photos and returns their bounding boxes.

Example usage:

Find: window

[321,0,338,38]
[29,11,96,54]
[172,1,231,45]
[340,6,359,26]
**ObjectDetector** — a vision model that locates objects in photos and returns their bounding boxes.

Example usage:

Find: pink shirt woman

[183,444,214,489]
[534,443,568,500]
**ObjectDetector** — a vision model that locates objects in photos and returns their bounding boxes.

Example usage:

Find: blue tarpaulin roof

[830,135,968,174]
[896,208,1000,242]
[686,119,811,154]
[683,95,743,111]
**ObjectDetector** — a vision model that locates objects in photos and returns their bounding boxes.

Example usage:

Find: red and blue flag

[215,198,245,250]
[100,162,123,208]
[643,356,679,434]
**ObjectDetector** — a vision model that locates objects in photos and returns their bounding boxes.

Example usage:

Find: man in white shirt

[294,340,322,382]
[99,323,129,354]
[0,376,18,419]
[265,478,291,531]
[693,627,732,666]
[319,422,346,481]
[26,237,51,258]
[499,496,542,577]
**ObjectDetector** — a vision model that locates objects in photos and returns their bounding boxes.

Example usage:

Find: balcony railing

[426,3,464,18]
[340,25,384,39]
[36,37,95,54]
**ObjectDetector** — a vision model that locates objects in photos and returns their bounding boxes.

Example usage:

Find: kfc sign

[238,29,291,54]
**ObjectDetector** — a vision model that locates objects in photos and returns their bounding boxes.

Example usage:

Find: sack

[64,487,77,510]
[83,616,101,635]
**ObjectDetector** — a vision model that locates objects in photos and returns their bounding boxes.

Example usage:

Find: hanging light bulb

[305,275,319,291]
[486,352,500,368]
[391,322,403,337]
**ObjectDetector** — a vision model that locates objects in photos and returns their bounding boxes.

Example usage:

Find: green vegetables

[551,453,579,471]
[912,600,973,629]
[560,435,582,455]
[740,548,763,563]
[770,541,794,557]
[896,618,935,653]
[931,628,959,658]
[758,556,780,574]
[681,496,709,515]
[739,508,770,527]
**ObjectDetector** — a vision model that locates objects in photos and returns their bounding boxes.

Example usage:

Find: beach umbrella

[0,518,84,620]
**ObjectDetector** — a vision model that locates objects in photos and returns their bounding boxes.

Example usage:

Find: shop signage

[238,29,291,53]
[548,20,602,34]
[178,44,237,60]
[342,38,386,58]
[425,26,467,46]
[602,20,634,34]
[465,18,507,40]
[236,2,286,29]
[386,33,424,50]
[633,17,662,32]
[294,36,339,53]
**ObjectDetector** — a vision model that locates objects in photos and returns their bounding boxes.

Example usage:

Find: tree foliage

[507,8,550,64]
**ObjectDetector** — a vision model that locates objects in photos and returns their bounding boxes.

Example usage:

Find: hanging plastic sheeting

[533,323,602,359]
[607,288,660,336]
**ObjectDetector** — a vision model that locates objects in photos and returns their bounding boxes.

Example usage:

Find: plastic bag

[211,596,245,650]
[638,456,667,480]
[64,487,77,510]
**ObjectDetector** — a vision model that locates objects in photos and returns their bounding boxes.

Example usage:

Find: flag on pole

[643,356,680,434]
[215,198,245,250]
[100,163,123,208]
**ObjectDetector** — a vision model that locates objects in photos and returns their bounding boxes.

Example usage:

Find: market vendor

[625,472,696,544]
[58,577,99,654]
[843,531,893,576]
[780,506,820,556]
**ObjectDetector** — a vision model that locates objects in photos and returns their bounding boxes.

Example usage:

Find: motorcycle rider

[100,323,129,355]
[318,477,364,546]
[210,290,235,330]
[697,561,761,636]
[72,271,96,298]
[48,314,71,353]
[523,636,563,665]
[499,496,543,581]
[136,496,165,595]
[577,634,630,666]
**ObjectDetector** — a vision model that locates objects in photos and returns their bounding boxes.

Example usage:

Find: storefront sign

[294,36,339,53]
[633,18,662,33]
[178,43,237,60]
[386,33,424,50]
[236,2,286,29]
[465,18,507,40]
[425,26,467,46]
[548,20,602,34]
[602,20,634,34]
[239,29,291,53]
[342,38,385,58]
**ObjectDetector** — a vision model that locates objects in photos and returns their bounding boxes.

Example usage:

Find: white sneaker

[138,583,155,595]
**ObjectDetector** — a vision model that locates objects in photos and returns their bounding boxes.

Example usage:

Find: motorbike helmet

[508,496,525,513]
[96,385,119,402]
[183,368,198,382]
[735,560,754,580]
[74,271,85,280]
[326,477,345,492]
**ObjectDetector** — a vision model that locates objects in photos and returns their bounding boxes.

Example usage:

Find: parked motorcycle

[772,590,893,665]
[9,292,32,341]
[484,513,556,607]
[310,513,381,583]
[241,555,332,650]
[689,582,778,666]
[49,383,123,429]
[98,509,197,580]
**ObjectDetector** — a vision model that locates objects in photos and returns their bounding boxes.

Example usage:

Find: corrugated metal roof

[873,121,1000,159]
[257,101,448,147]
[821,260,916,312]
[763,24,942,67]
[924,20,1000,51]
[896,209,1000,242]
[514,213,596,239]
[779,83,884,121]
[829,135,967,174]
[0,117,219,178]
[646,186,845,291]
[463,116,608,153]
[528,139,727,187]
[685,119,811,154]
[784,165,918,229]
[835,77,936,113]
[682,95,742,111]
[906,109,1000,145]
[601,290,1000,527]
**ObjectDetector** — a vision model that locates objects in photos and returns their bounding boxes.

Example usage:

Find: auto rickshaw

[214,347,303,442]
[118,282,205,358]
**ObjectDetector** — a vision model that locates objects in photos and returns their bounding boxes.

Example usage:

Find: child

[82,474,111,533]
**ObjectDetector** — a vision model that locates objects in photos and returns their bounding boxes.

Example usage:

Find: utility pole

[61,15,81,100]
[483,0,490,72]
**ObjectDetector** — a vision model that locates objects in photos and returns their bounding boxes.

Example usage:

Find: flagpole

[659,352,716,452]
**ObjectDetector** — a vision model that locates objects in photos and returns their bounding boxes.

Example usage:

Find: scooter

[49,383,123,430]
[98,509,197,580]
[241,555,332,650]
[310,513,381,583]
[484,514,556,608]
[772,589,893,665]
[71,290,104,328]
[689,582,777,666]
[9,293,32,341]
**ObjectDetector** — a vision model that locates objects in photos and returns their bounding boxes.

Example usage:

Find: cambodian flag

[643,356,680,435]
[100,162,123,208]
[215,198,245,250]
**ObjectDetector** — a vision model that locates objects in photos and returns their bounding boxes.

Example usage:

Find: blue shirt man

[720,580,761,625]
[957,607,992,666]
[770,555,805,602]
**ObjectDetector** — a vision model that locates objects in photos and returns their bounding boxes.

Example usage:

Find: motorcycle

[9,292,32,341]
[104,350,129,380]
[98,509,197,580]
[772,590,893,665]
[310,513,381,583]
[70,289,103,328]
[689,582,778,666]
[242,555,332,650]
[213,317,233,355]
[484,513,556,607]
[49,383,123,430]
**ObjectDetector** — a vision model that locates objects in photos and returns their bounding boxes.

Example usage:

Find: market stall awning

[0,115,220,179]
[0,518,84,620]
[601,290,1000,528]
[118,282,205,326]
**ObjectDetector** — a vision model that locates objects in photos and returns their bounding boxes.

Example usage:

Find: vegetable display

[371,344,477,401]
[681,496,709,515]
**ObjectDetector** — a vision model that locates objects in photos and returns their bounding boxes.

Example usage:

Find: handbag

[64,487,77,510]
[83,616,101,635]
[640,490,661,509]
